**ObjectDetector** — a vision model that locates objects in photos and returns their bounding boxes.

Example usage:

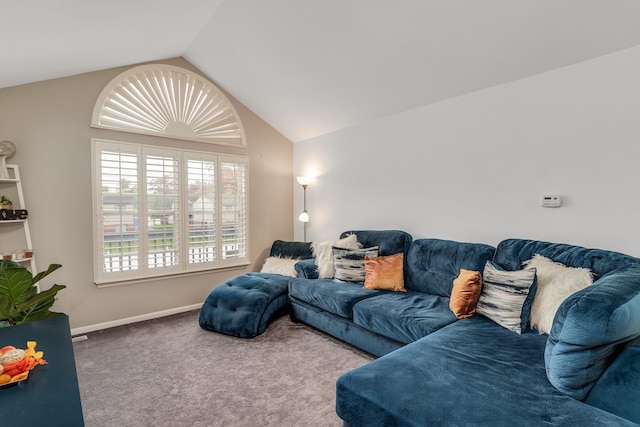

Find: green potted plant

[0,195,12,209]
[0,260,66,327]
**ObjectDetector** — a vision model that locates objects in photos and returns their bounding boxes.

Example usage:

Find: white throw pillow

[260,256,299,278]
[311,234,361,278]
[523,254,593,334]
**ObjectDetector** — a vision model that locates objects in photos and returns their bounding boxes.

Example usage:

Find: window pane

[146,154,180,269]
[187,158,216,264]
[100,150,139,273]
[220,160,247,260]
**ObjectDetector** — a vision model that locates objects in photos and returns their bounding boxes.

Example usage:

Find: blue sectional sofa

[287,231,640,426]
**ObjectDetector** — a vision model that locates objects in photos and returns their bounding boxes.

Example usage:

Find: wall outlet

[542,195,562,208]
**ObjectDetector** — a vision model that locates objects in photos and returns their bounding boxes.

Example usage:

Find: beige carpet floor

[73,310,374,427]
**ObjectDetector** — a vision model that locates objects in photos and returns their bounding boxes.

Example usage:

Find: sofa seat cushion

[352,291,457,344]
[288,278,383,319]
[336,315,637,427]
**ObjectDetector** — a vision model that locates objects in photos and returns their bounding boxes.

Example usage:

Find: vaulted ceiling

[3,1,640,142]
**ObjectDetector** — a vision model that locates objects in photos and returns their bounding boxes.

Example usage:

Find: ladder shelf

[0,164,37,274]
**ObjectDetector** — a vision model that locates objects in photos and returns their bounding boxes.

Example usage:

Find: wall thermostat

[542,195,562,208]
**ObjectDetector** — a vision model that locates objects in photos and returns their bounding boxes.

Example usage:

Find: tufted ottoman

[198,272,292,338]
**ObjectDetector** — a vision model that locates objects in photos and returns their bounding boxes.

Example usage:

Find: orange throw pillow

[450,269,483,319]
[364,253,406,292]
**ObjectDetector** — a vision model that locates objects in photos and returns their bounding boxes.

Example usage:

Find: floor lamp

[297,176,312,241]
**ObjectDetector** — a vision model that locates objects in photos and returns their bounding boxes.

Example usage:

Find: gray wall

[294,45,640,257]
[0,57,294,330]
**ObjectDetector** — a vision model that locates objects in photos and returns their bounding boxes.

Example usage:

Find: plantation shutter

[95,141,142,282]
[91,65,246,146]
[144,149,181,274]
[219,156,248,265]
[185,153,217,267]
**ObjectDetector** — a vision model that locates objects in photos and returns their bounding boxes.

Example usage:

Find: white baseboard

[70,303,203,336]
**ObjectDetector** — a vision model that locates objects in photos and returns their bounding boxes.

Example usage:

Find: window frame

[91,138,249,285]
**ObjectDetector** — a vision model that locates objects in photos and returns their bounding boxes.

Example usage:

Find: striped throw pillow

[333,246,379,283]
[476,261,537,334]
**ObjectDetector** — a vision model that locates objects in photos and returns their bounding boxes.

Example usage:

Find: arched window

[91,64,246,146]
[91,64,249,285]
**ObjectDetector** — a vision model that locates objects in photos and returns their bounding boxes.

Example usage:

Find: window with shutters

[92,139,248,284]
[91,64,248,285]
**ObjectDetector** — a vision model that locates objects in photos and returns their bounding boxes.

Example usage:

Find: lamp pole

[297,177,311,241]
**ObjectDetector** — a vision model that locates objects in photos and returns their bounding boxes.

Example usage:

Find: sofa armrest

[545,267,640,400]
[295,258,318,279]
[584,337,640,424]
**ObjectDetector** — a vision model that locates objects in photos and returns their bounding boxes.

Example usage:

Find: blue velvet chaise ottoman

[199,240,314,338]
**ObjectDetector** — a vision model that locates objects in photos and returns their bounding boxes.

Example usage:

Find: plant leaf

[0,297,19,323]
[31,264,62,285]
[0,268,34,307]
[15,284,66,322]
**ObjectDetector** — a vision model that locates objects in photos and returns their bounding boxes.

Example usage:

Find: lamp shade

[298,211,310,223]
[296,176,313,186]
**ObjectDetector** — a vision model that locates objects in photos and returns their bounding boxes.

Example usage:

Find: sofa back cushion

[340,230,412,258]
[545,267,640,400]
[405,239,495,296]
[269,240,314,259]
[493,239,640,278]
[340,230,412,276]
